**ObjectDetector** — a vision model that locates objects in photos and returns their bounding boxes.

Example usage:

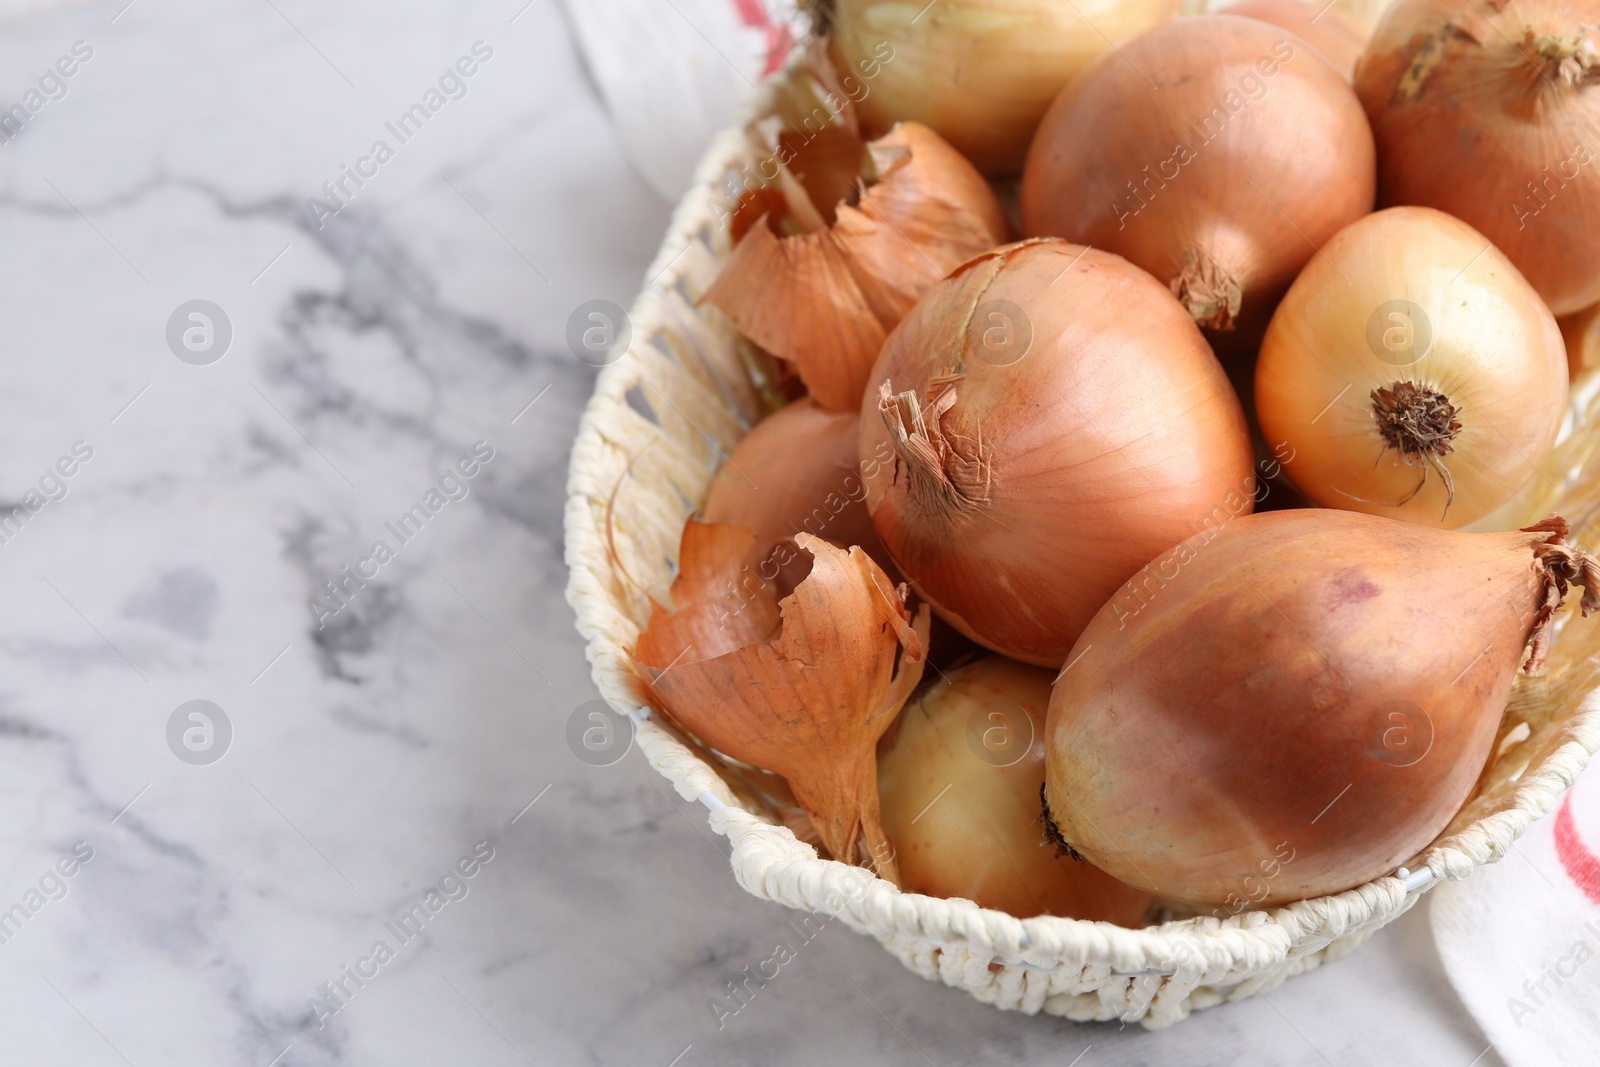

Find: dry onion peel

[1043,509,1600,908]
[634,520,929,882]
[704,121,1007,412]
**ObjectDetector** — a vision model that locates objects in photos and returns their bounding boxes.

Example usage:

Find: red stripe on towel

[727,0,793,75]
[1555,791,1600,906]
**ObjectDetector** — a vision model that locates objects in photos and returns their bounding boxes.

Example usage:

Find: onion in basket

[703,118,1006,412]
[1354,0,1600,316]
[1020,14,1375,334]
[859,238,1254,667]
[703,398,890,592]
[633,520,928,881]
[1255,207,1567,529]
[819,0,1182,175]
[1042,509,1600,908]
[878,656,1152,922]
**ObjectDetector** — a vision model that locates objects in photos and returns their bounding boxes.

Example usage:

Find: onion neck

[1524,516,1600,672]
[1171,250,1242,332]
[1530,30,1600,89]
[877,376,992,520]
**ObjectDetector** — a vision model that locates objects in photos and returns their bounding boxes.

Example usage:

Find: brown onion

[705,119,1007,411]
[858,238,1254,667]
[1043,509,1600,907]
[822,0,1183,175]
[878,656,1152,922]
[1020,14,1375,333]
[704,399,889,591]
[1222,0,1369,79]
[1354,0,1600,315]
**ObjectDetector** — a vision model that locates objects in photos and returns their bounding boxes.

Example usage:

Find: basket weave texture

[563,63,1600,1028]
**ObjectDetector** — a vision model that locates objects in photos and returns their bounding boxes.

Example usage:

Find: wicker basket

[563,58,1600,1028]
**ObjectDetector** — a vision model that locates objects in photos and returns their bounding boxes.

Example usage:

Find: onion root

[1037,783,1083,862]
[1338,380,1464,517]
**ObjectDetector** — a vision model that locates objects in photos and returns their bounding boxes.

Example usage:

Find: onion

[859,238,1254,666]
[878,656,1152,922]
[703,398,889,592]
[704,117,1007,411]
[820,0,1181,175]
[1222,0,1369,80]
[1020,14,1376,333]
[634,521,929,881]
[1354,0,1600,315]
[1255,207,1567,529]
[1043,509,1600,907]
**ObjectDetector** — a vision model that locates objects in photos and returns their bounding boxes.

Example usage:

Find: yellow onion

[1021,14,1375,334]
[1354,0,1600,315]
[878,656,1152,922]
[859,238,1254,666]
[1255,207,1567,529]
[820,0,1182,174]
[1222,0,1369,80]
[704,119,1007,412]
[1043,510,1600,907]
[703,398,890,592]
[634,521,929,880]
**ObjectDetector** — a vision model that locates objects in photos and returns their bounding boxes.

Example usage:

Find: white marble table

[0,1,1507,1063]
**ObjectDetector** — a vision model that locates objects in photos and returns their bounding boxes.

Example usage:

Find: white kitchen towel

[561,0,801,202]
[1432,763,1600,1065]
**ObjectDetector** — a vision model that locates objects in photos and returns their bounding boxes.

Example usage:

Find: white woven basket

[563,59,1600,1028]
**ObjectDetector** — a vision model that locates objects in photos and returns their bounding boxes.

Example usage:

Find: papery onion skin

[1255,207,1567,529]
[704,398,890,590]
[704,121,1007,412]
[1222,0,1369,80]
[1354,0,1600,316]
[859,238,1254,667]
[1020,14,1375,333]
[822,0,1183,175]
[1044,510,1600,907]
[878,656,1152,923]
[634,523,929,880]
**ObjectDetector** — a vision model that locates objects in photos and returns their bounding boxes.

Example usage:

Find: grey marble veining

[0,0,1506,1063]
